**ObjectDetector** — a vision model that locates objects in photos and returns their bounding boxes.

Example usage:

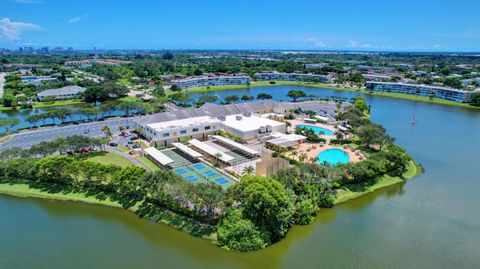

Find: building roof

[212,135,260,155]
[221,114,285,132]
[144,147,174,166]
[188,139,234,163]
[146,116,220,132]
[37,85,86,97]
[172,143,203,158]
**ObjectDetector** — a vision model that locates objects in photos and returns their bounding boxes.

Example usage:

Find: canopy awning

[267,138,297,148]
[144,147,174,166]
[212,135,259,155]
[172,143,203,158]
[188,139,234,163]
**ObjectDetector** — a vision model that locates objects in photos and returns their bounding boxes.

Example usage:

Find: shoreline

[0,182,216,240]
[179,81,480,110]
[334,160,422,204]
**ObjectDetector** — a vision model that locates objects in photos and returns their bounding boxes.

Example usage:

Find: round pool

[297,124,334,136]
[317,148,350,165]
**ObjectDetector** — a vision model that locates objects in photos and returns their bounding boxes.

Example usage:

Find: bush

[216,209,269,252]
[294,199,315,225]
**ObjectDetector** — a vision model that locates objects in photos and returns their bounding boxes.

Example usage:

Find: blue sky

[1,0,479,51]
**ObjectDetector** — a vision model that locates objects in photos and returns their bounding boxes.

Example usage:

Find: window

[162,133,170,137]
[205,126,211,130]
[192,128,199,132]
[180,130,187,134]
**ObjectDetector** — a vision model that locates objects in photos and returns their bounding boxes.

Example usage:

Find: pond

[1,85,480,268]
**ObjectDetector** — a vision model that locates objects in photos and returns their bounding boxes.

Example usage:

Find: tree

[188,182,224,220]
[353,97,368,113]
[224,95,239,103]
[169,93,192,106]
[197,95,219,105]
[233,176,295,241]
[215,209,269,252]
[287,90,306,102]
[162,52,174,60]
[241,95,254,102]
[35,155,75,183]
[170,84,181,92]
[357,123,394,150]
[242,166,255,176]
[112,166,147,198]
[257,93,272,100]
[299,152,308,163]
[26,114,41,128]
[469,92,480,107]
[294,199,315,225]
[0,118,20,133]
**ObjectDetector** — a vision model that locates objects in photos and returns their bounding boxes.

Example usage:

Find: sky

[0,0,479,52]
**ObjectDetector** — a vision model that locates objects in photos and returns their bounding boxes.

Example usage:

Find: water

[297,124,335,135]
[317,148,350,165]
[1,85,480,269]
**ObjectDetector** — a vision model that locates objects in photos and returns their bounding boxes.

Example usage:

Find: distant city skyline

[1,0,480,52]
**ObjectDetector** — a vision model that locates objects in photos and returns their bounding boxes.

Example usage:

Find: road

[0,72,5,98]
[0,118,136,150]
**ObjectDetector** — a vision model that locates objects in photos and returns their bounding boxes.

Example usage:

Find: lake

[1,85,480,268]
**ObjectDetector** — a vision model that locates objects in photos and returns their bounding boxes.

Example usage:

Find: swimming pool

[297,124,334,136]
[317,148,350,165]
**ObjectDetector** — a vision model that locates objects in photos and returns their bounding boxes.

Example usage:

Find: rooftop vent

[243,112,251,117]
[236,115,243,121]
[218,115,226,121]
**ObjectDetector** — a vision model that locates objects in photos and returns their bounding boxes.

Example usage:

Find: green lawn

[32,99,84,109]
[84,152,133,167]
[117,145,130,153]
[137,156,160,171]
[118,96,141,102]
[334,160,421,205]
[0,182,123,207]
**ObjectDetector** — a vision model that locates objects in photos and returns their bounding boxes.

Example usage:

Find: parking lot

[0,118,136,150]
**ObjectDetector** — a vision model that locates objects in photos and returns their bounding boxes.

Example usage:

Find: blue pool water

[317,148,350,165]
[297,124,334,136]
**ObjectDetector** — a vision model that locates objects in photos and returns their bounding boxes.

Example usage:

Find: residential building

[362,74,392,81]
[37,85,86,100]
[305,63,326,69]
[171,75,251,90]
[64,59,132,67]
[255,72,330,83]
[220,113,286,141]
[365,82,478,103]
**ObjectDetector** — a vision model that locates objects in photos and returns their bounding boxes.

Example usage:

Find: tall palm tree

[291,150,298,160]
[242,166,255,176]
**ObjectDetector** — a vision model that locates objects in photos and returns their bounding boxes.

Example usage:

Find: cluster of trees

[82,81,129,103]
[0,136,106,159]
[469,92,480,107]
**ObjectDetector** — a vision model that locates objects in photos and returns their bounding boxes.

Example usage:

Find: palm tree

[242,166,255,176]
[291,150,298,160]
[299,152,308,163]
[309,157,317,165]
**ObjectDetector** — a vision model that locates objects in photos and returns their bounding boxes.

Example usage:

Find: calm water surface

[1,85,480,269]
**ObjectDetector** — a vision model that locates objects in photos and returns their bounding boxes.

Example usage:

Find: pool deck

[286,143,364,164]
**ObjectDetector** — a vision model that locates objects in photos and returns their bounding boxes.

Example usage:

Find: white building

[171,75,251,90]
[255,72,330,83]
[138,116,222,147]
[220,113,286,141]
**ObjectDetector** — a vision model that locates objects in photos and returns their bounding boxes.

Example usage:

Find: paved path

[0,73,5,98]
[0,117,137,150]
[105,146,152,172]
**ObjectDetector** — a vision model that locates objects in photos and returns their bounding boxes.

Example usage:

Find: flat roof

[188,139,234,163]
[172,143,203,158]
[146,116,220,132]
[222,114,284,132]
[270,132,306,142]
[212,135,260,155]
[144,147,174,166]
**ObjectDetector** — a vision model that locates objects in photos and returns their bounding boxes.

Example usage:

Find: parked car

[84,129,89,134]
[109,142,118,147]
[132,143,141,148]
[130,136,138,140]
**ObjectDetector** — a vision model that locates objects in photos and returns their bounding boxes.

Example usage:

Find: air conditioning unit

[236,115,242,121]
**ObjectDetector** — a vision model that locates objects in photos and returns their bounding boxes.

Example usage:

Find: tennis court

[163,148,235,187]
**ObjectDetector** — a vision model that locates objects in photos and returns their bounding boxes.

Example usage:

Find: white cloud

[66,16,82,24]
[305,37,328,48]
[66,14,88,24]
[14,0,43,4]
[0,17,41,41]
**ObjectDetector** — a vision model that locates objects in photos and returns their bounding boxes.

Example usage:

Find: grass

[32,99,84,109]
[84,152,133,168]
[117,145,130,153]
[137,156,161,171]
[118,96,141,102]
[334,160,422,204]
